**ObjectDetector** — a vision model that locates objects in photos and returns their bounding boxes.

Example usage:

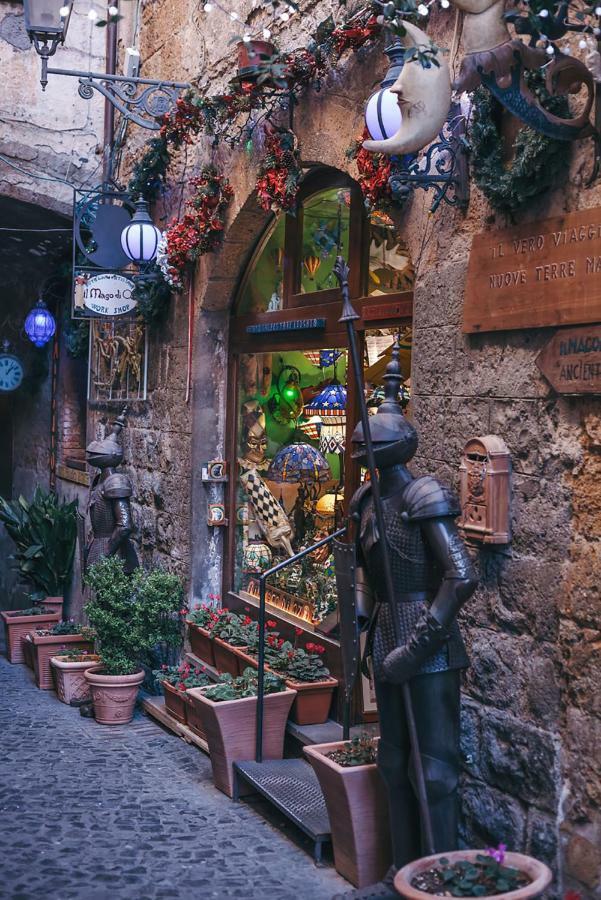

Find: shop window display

[237,216,285,315]
[368,211,414,296]
[300,189,351,294]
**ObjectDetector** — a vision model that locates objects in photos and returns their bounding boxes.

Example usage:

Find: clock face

[0,354,24,392]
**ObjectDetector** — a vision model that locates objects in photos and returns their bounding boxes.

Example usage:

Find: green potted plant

[30,620,96,690]
[187,667,296,797]
[84,557,184,725]
[394,845,553,899]
[51,647,101,705]
[153,661,210,730]
[267,637,337,725]
[304,735,391,888]
[1,605,61,664]
[0,487,78,612]
[186,597,221,666]
[210,610,249,676]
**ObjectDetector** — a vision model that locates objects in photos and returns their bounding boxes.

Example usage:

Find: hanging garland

[157,168,233,290]
[469,74,571,215]
[255,127,302,213]
[131,267,173,324]
[346,127,392,210]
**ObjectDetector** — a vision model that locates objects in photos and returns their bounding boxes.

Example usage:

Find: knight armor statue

[334,341,478,900]
[84,407,139,574]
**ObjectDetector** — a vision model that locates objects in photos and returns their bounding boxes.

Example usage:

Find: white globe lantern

[364,41,405,142]
[120,199,161,265]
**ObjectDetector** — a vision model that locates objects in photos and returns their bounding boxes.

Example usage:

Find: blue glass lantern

[304,382,347,419]
[267,443,331,485]
[24,299,56,347]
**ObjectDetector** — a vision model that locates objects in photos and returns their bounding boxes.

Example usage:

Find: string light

[59,5,70,15]
[108,5,118,14]
[263,27,271,38]
[203,2,213,9]
[417,2,428,13]
[88,9,98,20]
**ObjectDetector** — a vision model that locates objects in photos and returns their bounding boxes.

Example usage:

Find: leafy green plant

[5,606,53,617]
[54,647,100,662]
[0,488,78,597]
[203,667,285,702]
[268,640,331,682]
[85,556,185,676]
[153,661,210,691]
[328,734,377,767]
[210,610,248,647]
[410,847,531,897]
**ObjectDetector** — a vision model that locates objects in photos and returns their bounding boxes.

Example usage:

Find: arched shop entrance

[223,167,414,724]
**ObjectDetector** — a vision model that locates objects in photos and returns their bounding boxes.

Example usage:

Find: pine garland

[132,268,173,324]
[255,128,302,213]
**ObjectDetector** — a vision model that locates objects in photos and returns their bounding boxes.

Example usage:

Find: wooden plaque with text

[536,325,601,394]
[463,208,601,333]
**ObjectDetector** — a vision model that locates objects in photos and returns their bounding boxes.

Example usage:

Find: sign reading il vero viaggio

[73,272,137,318]
[464,207,601,333]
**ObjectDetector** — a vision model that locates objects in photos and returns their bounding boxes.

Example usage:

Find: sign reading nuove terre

[463,208,601,333]
[536,324,601,394]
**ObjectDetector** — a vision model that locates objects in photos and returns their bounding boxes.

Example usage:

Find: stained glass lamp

[24,298,56,347]
[242,540,272,574]
[267,443,331,484]
[298,415,322,441]
[304,382,347,419]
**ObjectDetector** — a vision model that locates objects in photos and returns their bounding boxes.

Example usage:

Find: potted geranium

[210,610,250,676]
[153,661,210,731]
[187,597,221,666]
[394,845,553,899]
[84,557,185,725]
[304,735,391,888]
[51,648,101,705]
[30,620,96,690]
[1,605,61,664]
[0,487,77,611]
[187,667,296,798]
[267,637,337,725]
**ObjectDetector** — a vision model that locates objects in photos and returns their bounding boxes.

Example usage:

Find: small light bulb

[539,8,549,16]
[579,38,587,48]
[546,43,554,55]
[440,0,449,7]
[287,4,295,11]
[417,2,428,14]
[108,5,118,15]
[596,6,601,14]
[230,11,238,19]
[88,9,98,20]
[242,33,251,42]
[203,2,213,9]
[262,27,271,38]
[279,11,289,20]
[59,5,70,15]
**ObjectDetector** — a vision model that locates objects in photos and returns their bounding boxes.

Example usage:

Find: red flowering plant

[255,128,302,214]
[157,168,233,290]
[267,639,331,683]
[209,610,249,647]
[347,128,392,211]
[153,661,210,692]
[187,595,224,631]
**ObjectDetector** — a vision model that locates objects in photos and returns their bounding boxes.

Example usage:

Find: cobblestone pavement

[0,655,348,900]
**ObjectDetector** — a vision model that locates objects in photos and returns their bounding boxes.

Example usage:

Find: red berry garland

[255,128,302,214]
[347,128,392,210]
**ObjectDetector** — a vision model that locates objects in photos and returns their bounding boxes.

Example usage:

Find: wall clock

[0,341,24,392]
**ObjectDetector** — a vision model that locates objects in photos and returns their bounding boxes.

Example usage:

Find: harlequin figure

[85,407,138,574]
[335,343,477,899]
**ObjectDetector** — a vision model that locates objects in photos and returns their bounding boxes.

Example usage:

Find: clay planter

[285,676,338,726]
[213,637,247,677]
[304,741,391,888]
[233,647,258,671]
[31,633,95,690]
[237,39,276,71]
[183,692,206,741]
[394,850,553,900]
[0,608,60,664]
[162,681,188,724]
[187,687,296,797]
[22,634,35,669]
[34,596,64,616]
[51,654,101,705]
[187,622,215,667]
[84,666,145,725]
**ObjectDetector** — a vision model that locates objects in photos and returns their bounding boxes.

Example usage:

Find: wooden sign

[464,208,601,333]
[536,324,601,394]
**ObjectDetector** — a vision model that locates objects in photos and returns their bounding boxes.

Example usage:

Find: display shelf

[233,758,331,862]
[142,695,209,754]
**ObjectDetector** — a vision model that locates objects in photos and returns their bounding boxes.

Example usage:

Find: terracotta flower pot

[184,692,206,740]
[32,633,95,690]
[232,646,258,671]
[213,636,247,677]
[187,687,296,797]
[51,654,101,704]
[162,680,188,724]
[285,676,337,725]
[394,850,553,900]
[304,741,391,888]
[22,634,35,669]
[0,609,61,664]
[84,666,145,725]
[187,622,215,667]
[237,39,276,71]
[34,596,64,616]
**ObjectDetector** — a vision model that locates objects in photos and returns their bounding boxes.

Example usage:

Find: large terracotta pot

[84,666,144,725]
[285,676,338,725]
[304,741,391,888]
[187,622,215,667]
[187,687,296,797]
[394,850,553,900]
[32,633,95,690]
[183,692,206,740]
[22,634,35,669]
[34,596,64,616]
[162,681,187,724]
[0,609,60,664]
[213,637,246,677]
[51,654,101,704]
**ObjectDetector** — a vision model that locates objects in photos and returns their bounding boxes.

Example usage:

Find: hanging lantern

[267,443,331,485]
[268,364,304,426]
[24,299,56,347]
[304,382,347,419]
[242,540,273,574]
[120,198,161,264]
[364,42,404,141]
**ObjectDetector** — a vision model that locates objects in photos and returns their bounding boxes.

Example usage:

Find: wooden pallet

[142,695,210,754]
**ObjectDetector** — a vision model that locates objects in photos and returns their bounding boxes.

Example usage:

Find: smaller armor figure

[84,407,138,574]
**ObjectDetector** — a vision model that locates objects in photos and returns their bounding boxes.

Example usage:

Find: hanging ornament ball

[121,198,162,264]
[24,299,56,348]
[365,87,402,142]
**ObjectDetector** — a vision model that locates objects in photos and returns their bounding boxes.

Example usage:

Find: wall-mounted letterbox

[459,435,511,545]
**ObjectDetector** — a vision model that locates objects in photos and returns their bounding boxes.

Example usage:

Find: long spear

[334,256,435,856]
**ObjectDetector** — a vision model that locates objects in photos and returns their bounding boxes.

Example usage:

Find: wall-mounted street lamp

[120,199,161,265]
[22,0,190,129]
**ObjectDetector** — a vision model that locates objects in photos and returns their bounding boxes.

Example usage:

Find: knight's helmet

[351,336,418,467]
[86,407,128,469]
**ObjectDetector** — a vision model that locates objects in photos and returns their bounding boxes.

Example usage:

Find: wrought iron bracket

[43,66,190,130]
[388,102,470,214]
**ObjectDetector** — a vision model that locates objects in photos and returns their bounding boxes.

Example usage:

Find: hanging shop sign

[536,324,601,394]
[74,272,137,317]
[463,208,601,334]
